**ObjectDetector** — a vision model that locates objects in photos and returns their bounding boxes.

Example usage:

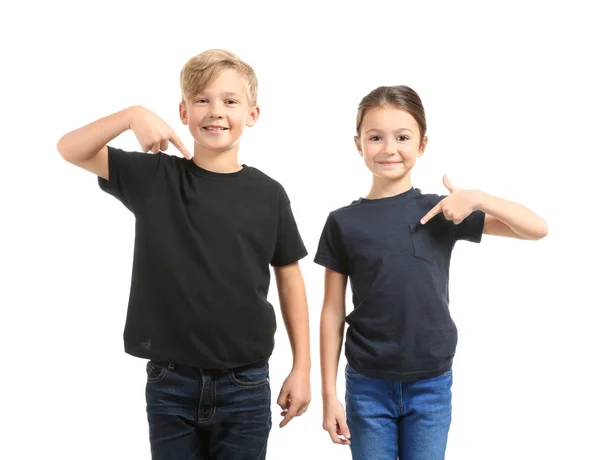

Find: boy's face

[180,69,259,154]
[354,106,427,181]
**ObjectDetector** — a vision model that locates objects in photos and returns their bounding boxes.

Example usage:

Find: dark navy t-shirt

[314,187,485,380]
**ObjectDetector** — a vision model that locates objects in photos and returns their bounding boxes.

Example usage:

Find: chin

[194,136,235,149]
[375,170,408,181]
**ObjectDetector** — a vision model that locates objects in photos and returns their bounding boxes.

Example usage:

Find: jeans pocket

[229,363,270,388]
[344,363,364,378]
[146,361,168,384]
[435,369,454,389]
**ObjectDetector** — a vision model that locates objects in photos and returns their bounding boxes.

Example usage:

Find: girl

[315,85,547,460]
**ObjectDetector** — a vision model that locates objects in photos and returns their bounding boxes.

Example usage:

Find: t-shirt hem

[346,355,453,381]
[314,253,348,275]
[271,248,309,267]
[124,345,272,370]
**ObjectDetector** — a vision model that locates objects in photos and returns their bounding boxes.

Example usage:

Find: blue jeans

[145,360,272,460]
[345,364,452,460]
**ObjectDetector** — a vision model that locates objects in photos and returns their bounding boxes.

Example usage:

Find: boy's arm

[57,107,137,179]
[57,106,192,179]
[274,261,311,428]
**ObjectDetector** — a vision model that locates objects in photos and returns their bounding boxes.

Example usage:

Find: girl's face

[355,106,427,182]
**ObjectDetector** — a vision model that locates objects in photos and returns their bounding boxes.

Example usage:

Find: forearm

[57,106,138,163]
[279,278,311,371]
[320,307,345,400]
[477,191,548,239]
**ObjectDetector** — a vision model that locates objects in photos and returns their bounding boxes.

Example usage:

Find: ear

[179,101,188,126]
[418,135,428,157]
[354,135,364,157]
[246,105,260,127]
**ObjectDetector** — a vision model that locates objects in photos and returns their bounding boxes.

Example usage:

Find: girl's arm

[420,176,548,240]
[479,192,548,240]
[321,269,351,444]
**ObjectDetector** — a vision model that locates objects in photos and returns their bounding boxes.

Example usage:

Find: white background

[1,1,598,459]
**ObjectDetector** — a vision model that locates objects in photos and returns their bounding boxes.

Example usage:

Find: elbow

[56,136,71,162]
[321,304,346,327]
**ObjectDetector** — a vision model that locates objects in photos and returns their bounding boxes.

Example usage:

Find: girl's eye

[369,136,381,141]
[225,100,238,105]
[398,135,409,141]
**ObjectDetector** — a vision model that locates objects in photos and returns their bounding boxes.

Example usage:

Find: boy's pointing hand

[129,106,192,159]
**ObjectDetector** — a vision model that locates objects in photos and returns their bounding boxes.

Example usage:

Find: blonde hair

[180,49,258,105]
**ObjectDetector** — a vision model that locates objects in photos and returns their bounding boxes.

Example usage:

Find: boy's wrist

[125,105,142,130]
[292,358,311,372]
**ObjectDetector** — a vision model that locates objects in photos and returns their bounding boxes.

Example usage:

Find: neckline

[183,158,249,180]
[358,187,418,204]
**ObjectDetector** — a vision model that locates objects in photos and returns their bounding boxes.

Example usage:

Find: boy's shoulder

[243,165,281,185]
[242,165,289,197]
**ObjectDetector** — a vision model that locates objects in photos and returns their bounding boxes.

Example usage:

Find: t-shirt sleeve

[270,186,308,267]
[314,213,349,275]
[98,146,161,214]
[453,209,485,243]
[430,194,485,243]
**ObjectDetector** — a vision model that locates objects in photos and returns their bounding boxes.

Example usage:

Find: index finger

[421,203,442,225]
[279,405,299,428]
[169,133,192,159]
[327,427,351,445]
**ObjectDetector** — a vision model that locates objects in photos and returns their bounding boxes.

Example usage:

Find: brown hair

[180,49,258,105]
[356,85,427,141]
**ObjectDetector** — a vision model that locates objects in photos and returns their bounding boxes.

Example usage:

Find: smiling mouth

[203,126,229,131]
[378,161,403,165]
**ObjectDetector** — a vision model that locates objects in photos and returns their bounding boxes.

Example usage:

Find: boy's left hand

[421,175,481,225]
[277,368,311,428]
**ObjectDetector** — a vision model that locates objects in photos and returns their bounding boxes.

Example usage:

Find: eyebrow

[365,128,414,134]
[222,92,242,98]
[194,91,243,99]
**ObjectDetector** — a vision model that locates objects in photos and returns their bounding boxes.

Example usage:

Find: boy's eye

[369,136,381,141]
[196,98,208,104]
[398,135,409,141]
[225,100,238,105]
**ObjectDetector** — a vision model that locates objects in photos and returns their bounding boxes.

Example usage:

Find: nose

[383,138,396,155]
[208,101,223,119]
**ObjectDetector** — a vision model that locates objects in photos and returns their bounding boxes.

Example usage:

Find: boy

[57,49,311,460]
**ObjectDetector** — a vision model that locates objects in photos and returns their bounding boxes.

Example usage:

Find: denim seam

[197,376,217,424]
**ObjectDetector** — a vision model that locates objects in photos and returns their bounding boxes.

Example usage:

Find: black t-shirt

[98,146,307,369]
[314,187,484,381]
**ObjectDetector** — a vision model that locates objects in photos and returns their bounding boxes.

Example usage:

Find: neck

[365,174,413,199]
[192,143,242,173]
